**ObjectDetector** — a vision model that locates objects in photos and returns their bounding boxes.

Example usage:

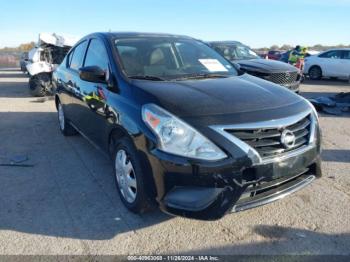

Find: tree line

[1,42,349,54]
[254,44,350,52]
[0,42,35,54]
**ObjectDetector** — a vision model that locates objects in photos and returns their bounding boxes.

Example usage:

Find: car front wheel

[111,137,153,213]
[309,66,322,80]
[28,73,51,97]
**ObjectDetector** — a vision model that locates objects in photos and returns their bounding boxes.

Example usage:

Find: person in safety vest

[301,46,308,57]
[288,45,302,65]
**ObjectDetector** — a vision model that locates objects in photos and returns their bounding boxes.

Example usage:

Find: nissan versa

[53,32,322,220]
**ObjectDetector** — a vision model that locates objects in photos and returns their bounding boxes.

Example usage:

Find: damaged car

[209,41,302,92]
[54,32,322,220]
[26,33,78,96]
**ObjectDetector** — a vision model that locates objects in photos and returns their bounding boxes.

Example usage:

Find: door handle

[67,80,74,89]
[67,82,80,91]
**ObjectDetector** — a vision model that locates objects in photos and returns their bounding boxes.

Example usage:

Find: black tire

[28,73,51,97]
[308,66,322,80]
[57,100,78,136]
[111,136,153,213]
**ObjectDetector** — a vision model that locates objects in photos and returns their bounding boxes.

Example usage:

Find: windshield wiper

[128,75,165,81]
[175,73,229,80]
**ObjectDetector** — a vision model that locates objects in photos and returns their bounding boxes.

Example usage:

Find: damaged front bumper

[153,144,321,220]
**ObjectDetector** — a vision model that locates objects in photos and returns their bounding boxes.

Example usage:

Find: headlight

[142,104,227,161]
[304,99,320,145]
[305,99,319,121]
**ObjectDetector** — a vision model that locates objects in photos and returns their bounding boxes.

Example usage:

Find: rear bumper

[152,143,321,220]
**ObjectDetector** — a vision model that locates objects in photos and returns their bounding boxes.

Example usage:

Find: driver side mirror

[232,62,244,75]
[233,62,241,71]
[79,66,106,83]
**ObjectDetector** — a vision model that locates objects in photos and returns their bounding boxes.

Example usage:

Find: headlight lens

[305,99,320,145]
[142,104,227,161]
[306,99,319,121]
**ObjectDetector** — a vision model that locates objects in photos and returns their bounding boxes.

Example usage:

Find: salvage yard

[0,69,349,255]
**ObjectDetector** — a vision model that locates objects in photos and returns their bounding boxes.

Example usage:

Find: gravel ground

[0,69,349,255]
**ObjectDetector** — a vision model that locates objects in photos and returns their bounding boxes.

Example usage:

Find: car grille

[224,115,311,159]
[265,71,298,86]
[232,169,315,212]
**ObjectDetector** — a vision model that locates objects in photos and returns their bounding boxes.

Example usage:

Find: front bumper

[282,81,300,92]
[150,144,321,220]
[247,71,301,92]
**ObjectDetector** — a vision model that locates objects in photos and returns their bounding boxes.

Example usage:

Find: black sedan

[209,41,302,92]
[53,32,321,220]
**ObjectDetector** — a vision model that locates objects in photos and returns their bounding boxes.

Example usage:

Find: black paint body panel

[54,32,321,220]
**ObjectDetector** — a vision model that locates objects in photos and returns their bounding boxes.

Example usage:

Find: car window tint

[84,39,109,71]
[176,42,210,65]
[319,50,341,59]
[212,44,259,60]
[342,51,350,60]
[70,41,88,70]
[115,38,237,79]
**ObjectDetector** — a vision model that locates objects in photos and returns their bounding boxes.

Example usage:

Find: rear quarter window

[342,51,350,60]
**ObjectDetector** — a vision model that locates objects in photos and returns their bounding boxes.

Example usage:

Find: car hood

[237,58,298,73]
[132,74,306,120]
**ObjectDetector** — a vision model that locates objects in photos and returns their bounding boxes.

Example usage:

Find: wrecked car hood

[38,33,79,47]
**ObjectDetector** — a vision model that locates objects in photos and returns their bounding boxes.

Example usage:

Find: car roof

[322,48,350,52]
[208,41,243,46]
[86,32,195,40]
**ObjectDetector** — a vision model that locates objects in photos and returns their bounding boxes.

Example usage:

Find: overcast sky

[0,0,349,48]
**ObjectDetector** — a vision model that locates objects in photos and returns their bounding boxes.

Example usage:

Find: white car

[26,33,78,96]
[304,48,350,80]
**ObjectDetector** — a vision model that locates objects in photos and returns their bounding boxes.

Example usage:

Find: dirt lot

[0,69,349,255]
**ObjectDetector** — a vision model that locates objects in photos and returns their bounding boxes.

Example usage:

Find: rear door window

[319,50,341,59]
[341,51,350,60]
[69,41,88,70]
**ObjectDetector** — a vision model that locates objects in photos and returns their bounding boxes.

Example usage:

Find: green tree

[280,44,293,51]
[270,45,279,50]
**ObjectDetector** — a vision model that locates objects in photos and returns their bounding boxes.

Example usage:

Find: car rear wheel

[111,137,153,213]
[309,66,322,80]
[57,102,78,136]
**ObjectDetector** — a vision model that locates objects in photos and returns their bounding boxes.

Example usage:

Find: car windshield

[212,43,260,61]
[114,37,238,80]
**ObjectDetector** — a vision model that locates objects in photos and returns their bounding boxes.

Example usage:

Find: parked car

[53,32,322,220]
[279,50,291,63]
[304,48,350,80]
[209,41,302,92]
[26,33,77,96]
[267,50,282,60]
[20,52,29,72]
